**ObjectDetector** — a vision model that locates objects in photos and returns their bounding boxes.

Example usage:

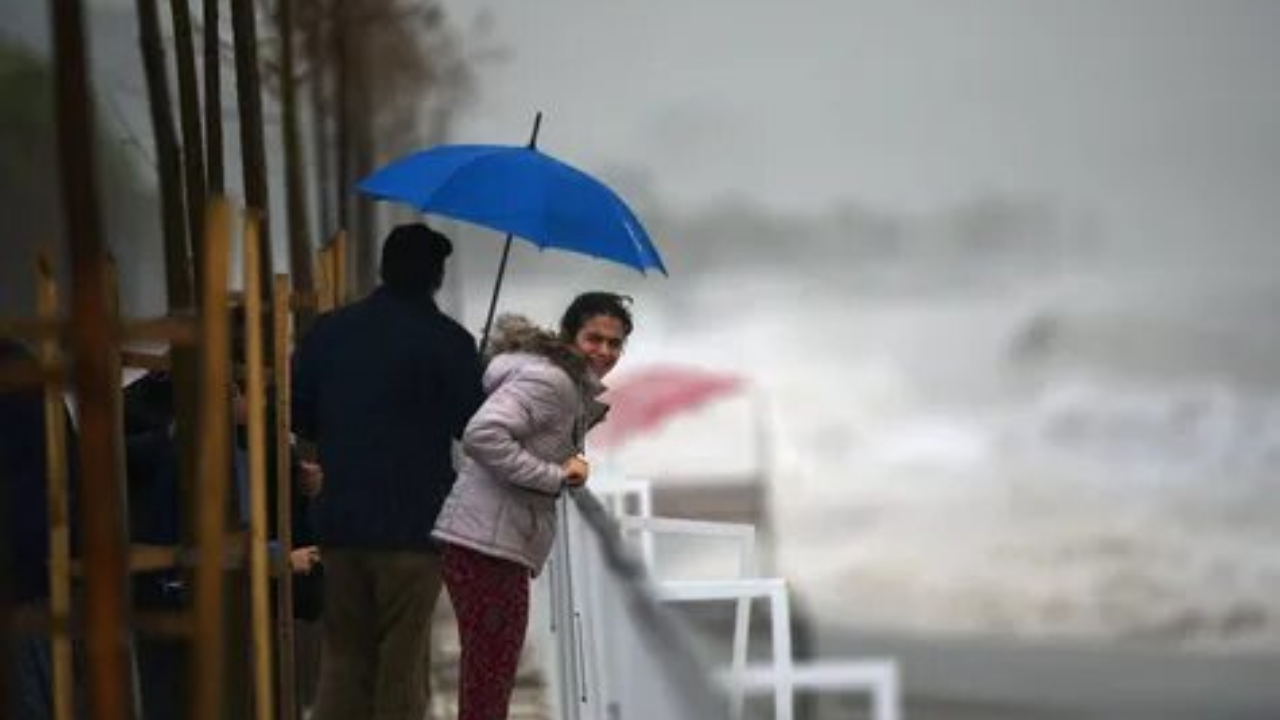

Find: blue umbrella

[356,114,665,349]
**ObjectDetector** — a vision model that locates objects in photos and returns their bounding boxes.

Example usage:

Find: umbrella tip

[528,111,544,149]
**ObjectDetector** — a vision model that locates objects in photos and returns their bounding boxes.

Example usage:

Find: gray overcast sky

[446,1,1280,263]
[10,0,1278,267]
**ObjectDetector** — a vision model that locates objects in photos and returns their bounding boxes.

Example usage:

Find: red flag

[592,365,744,448]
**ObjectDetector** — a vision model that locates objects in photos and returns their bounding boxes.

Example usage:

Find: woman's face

[572,314,627,379]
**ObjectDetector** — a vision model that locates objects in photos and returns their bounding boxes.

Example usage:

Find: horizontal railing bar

[726,661,898,691]
[652,578,785,602]
[619,516,756,538]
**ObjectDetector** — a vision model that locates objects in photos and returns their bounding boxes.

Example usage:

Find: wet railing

[532,488,728,720]
[533,480,903,720]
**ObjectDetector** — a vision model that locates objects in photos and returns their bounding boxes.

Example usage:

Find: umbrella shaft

[479,233,515,354]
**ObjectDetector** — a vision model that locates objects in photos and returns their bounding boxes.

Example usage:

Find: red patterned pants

[442,543,530,720]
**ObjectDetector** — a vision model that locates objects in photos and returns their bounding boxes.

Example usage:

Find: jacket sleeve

[461,367,573,495]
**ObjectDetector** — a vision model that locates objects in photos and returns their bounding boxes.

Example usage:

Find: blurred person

[432,292,633,720]
[229,378,325,620]
[121,368,185,720]
[1,339,77,720]
[120,366,323,719]
[292,224,484,720]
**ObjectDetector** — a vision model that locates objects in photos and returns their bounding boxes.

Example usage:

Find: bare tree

[322,1,477,293]
[231,0,273,303]
[331,2,350,241]
[204,0,224,193]
[49,1,135,718]
[256,0,480,296]
[304,0,332,239]
[139,0,203,681]
[276,0,315,323]
[170,0,207,281]
[136,0,194,308]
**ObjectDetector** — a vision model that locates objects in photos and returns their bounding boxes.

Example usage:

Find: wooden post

[272,274,298,720]
[191,198,234,720]
[36,254,73,720]
[314,246,330,314]
[49,0,136,717]
[332,230,347,306]
[243,211,276,720]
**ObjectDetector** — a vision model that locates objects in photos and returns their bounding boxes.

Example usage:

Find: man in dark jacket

[292,223,484,720]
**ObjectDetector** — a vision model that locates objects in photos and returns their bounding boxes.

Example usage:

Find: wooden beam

[121,314,199,345]
[70,545,178,576]
[0,318,63,341]
[0,358,65,391]
[315,243,334,313]
[288,289,319,313]
[332,229,347,306]
[190,197,233,720]
[13,605,190,640]
[50,0,136,715]
[243,210,277,720]
[119,350,171,372]
[37,254,75,720]
[133,610,195,639]
[272,273,298,720]
[69,533,255,577]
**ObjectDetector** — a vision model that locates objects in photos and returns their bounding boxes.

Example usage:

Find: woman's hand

[562,455,590,487]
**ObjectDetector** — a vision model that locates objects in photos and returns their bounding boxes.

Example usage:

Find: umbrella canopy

[592,365,745,449]
[357,143,666,275]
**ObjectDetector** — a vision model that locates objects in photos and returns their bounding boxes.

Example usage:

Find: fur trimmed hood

[485,314,608,429]
[485,314,592,386]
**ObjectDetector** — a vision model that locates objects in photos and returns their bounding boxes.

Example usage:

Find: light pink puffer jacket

[433,333,605,573]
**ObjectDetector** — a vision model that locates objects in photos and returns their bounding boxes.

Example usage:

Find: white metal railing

[657,578,794,720]
[536,479,904,720]
[601,476,904,720]
[531,490,728,720]
[732,661,902,720]
[618,515,758,720]
[595,479,656,568]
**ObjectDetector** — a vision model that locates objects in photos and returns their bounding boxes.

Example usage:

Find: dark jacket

[1,339,77,604]
[291,288,484,551]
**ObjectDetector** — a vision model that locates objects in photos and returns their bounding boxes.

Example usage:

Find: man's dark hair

[559,292,634,340]
[379,223,453,298]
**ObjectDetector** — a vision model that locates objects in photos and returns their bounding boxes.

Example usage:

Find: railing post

[770,584,793,720]
[553,496,579,720]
